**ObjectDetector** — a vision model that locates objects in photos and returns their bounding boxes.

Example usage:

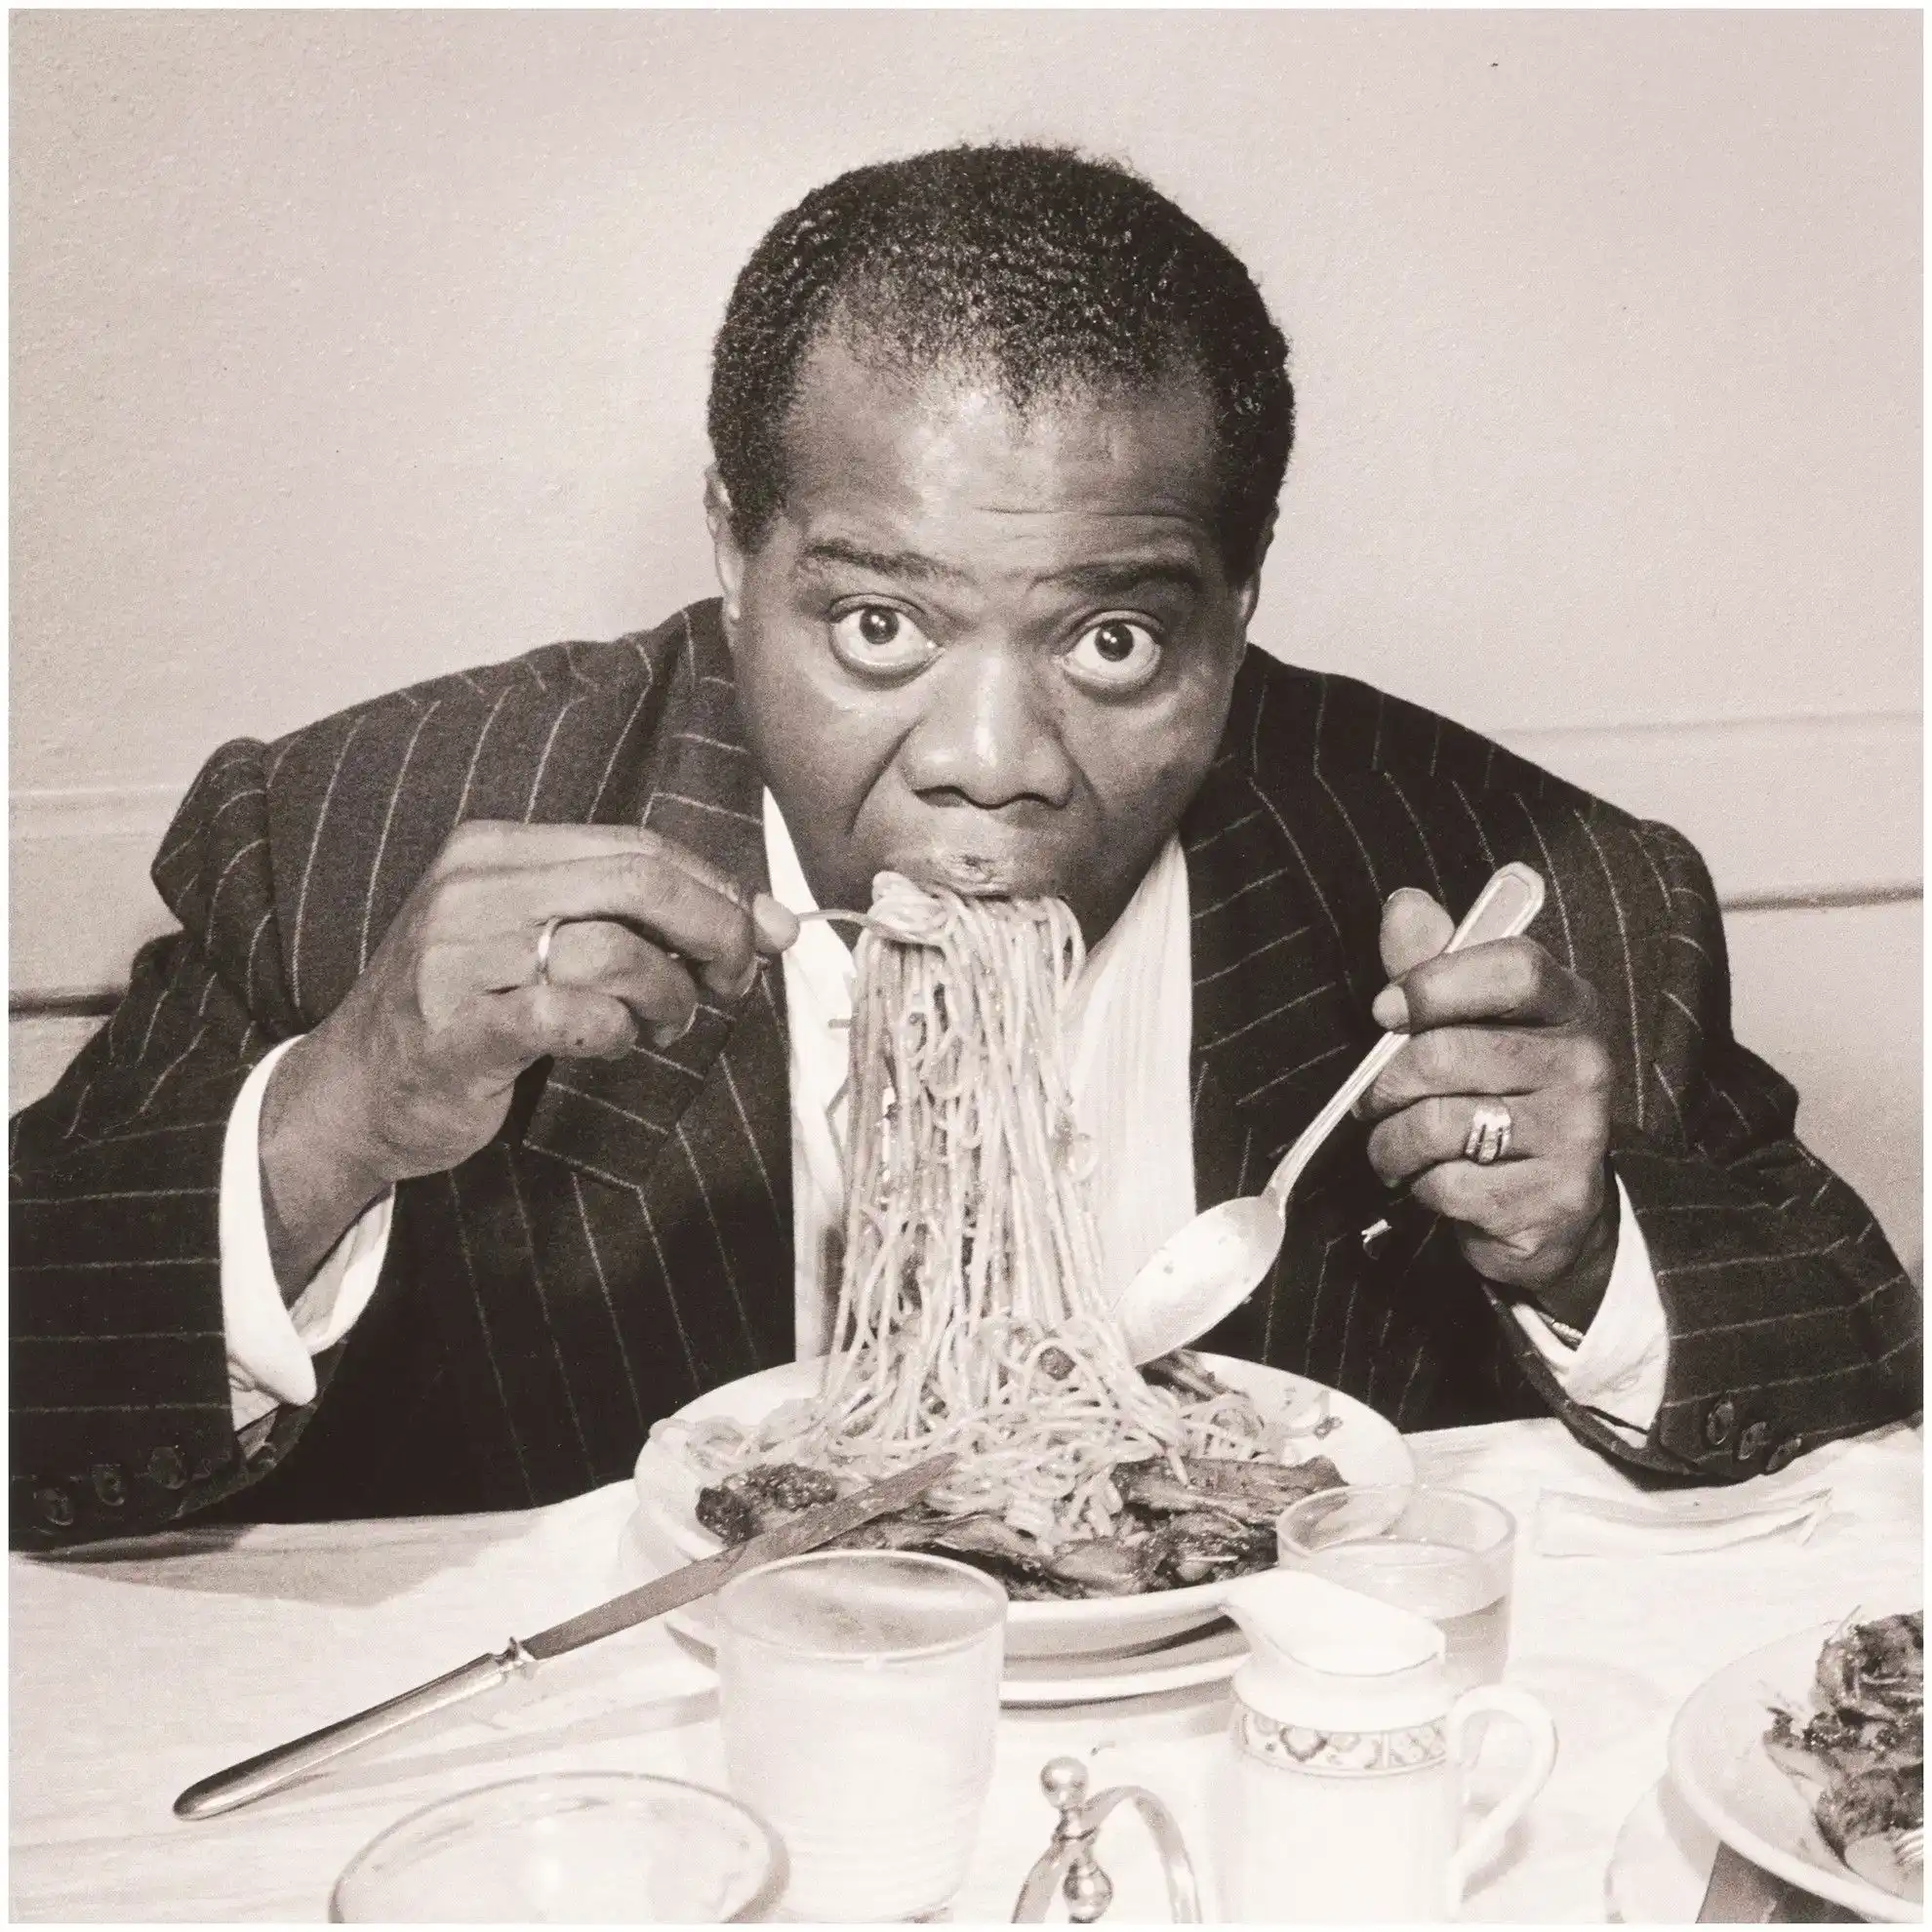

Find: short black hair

[707,143,1294,579]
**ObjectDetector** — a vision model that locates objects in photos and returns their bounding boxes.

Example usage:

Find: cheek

[732,615,905,814]
[1089,657,1235,811]
[1066,711,1217,843]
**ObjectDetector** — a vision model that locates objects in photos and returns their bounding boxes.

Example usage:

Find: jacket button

[91,1463,126,1507]
[1703,1397,1736,1447]
[146,1446,187,1490]
[1764,1435,1805,1475]
[1736,1421,1768,1463]
[35,1486,74,1529]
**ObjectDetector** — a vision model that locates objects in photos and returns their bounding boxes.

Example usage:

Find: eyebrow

[795,539,1205,600]
[795,539,971,585]
[1037,557,1206,600]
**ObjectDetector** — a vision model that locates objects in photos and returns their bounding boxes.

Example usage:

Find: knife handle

[173,1640,536,1820]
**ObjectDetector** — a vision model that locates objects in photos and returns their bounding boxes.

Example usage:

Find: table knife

[173,1452,956,1821]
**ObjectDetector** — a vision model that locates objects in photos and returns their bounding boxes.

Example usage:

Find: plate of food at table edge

[1663,1606,1923,1921]
[620,874,1413,1705]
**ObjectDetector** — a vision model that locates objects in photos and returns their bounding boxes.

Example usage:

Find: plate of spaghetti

[635,872,1413,1661]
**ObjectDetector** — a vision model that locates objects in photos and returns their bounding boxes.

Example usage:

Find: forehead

[773,337,1224,571]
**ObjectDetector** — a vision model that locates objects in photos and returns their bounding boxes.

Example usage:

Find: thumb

[1379,887,1456,982]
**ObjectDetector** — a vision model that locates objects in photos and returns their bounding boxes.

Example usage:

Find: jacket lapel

[1183,660,1383,1211]
[1180,657,1394,1369]
[520,606,786,1188]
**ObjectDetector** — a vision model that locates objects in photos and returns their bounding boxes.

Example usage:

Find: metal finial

[1011,1755,1199,1923]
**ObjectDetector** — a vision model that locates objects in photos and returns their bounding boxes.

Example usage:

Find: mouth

[883,839,1071,904]
[927,850,1020,897]
[870,803,1081,906]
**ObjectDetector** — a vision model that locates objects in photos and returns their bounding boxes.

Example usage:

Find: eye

[1062,618,1162,693]
[828,604,938,678]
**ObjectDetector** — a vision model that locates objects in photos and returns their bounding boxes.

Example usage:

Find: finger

[437,822,796,954]
[462,921,704,1040]
[1407,1154,1543,1235]
[443,850,761,998]
[1385,937,1590,1033]
[642,843,797,953]
[478,985,641,1067]
[751,892,800,951]
[1379,887,1456,982]
[1366,1093,1546,1188]
[1411,1155,1608,1288]
[544,921,704,1042]
[1357,1026,1565,1120]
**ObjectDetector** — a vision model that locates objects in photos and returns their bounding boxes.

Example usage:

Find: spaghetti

[664,872,1277,1550]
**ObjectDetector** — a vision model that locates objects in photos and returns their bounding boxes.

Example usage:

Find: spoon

[1117,862,1548,1366]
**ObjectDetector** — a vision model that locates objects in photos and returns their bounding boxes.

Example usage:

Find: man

[12,145,1917,1548]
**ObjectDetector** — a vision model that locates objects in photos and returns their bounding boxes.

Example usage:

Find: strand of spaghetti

[713,871,1271,1541]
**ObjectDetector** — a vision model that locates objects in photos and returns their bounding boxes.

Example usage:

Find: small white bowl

[331,1771,787,1922]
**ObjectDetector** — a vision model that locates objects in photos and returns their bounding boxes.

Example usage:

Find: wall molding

[12,781,189,1002]
[1722,881,1922,913]
[10,989,126,1019]
[1495,710,1920,909]
[8,710,1920,1004]
[10,781,186,842]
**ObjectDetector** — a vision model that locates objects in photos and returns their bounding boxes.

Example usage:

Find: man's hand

[1356,886,1619,1331]
[258,823,800,1293]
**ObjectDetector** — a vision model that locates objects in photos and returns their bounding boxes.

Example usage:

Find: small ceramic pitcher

[1208,1569,1555,1922]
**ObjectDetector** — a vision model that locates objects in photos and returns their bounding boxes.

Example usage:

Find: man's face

[710,337,1266,944]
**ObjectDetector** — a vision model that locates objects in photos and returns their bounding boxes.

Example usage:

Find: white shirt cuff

[221,1037,395,1432]
[1512,1173,1668,1436]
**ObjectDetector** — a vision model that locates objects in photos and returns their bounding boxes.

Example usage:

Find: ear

[1232,506,1278,628]
[704,468,746,633]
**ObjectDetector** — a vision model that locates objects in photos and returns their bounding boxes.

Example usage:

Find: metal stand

[1011,1756,1201,1923]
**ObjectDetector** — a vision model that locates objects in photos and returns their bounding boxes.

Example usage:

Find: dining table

[10,1412,1920,1923]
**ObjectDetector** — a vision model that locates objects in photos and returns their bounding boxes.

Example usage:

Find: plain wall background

[10,10,1922,1267]
[13,8,1922,770]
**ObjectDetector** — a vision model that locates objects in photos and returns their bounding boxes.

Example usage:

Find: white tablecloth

[10,1418,1920,1921]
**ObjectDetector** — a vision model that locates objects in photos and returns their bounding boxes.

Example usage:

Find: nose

[899,644,1076,812]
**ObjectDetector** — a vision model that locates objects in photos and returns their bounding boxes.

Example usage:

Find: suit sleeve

[9,739,321,1547]
[1494,820,1920,1482]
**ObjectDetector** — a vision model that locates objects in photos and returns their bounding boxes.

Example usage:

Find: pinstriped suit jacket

[11,600,1919,1546]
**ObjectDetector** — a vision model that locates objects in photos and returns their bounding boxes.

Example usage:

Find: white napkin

[1533,1480,1832,1556]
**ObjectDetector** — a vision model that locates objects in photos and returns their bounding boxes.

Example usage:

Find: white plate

[615,1505,1248,1707]
[1001,1620,1246,1706]
[1605,1778,1719,1924]
[1666,1613,1923,1924]
[631,1351,1413,1661]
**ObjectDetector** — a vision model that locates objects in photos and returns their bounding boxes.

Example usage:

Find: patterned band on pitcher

[1233,1708,1448,1776]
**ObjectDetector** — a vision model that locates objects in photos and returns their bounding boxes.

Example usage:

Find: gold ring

[534,916,562,988]
[1464,1103,1513,1166]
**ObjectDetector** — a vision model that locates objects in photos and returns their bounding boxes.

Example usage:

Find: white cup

[715,1550,1006,1922]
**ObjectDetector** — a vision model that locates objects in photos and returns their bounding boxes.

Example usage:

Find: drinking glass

[715,1549,1007,1922]
[1275,1485,1516,1689]
[330,1771,787,1921]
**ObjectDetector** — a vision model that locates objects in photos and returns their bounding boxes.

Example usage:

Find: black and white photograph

[9,9,1922,1921]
